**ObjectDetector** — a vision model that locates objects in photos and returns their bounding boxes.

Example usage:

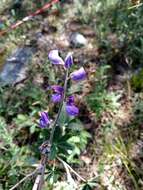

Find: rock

[0,47,34,85]
[69,32,87,48]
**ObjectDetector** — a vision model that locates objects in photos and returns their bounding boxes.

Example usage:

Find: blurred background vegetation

[0,0,143,189]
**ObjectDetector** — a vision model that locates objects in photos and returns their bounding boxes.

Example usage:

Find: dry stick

[57,157,86,182]
[9,168,39,190]
[128,2,143,9]
[60,157,77,188]
[32,156,48,190]
[32,68,69,190]
[0,0,59,36]
[32,175,41,190]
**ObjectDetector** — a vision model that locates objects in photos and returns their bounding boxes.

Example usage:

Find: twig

[32,156,48,190]
[128,2,143,9]
[0,0,60,36]
[32,175,41,190]
[57,157,86,182]
[9,168,38,190]
[60,157,77,188]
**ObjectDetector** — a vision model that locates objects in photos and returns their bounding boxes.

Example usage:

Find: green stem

[34,69,69,190]
[49,68,69,145]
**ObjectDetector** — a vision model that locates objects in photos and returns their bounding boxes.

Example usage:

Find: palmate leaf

[81,184,92,190]
[51,126,73,158]
[57,142,73,155]
[46,167,61,185]
[80,178,99,190]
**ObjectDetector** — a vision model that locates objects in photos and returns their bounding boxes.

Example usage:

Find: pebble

[69,32,87,48]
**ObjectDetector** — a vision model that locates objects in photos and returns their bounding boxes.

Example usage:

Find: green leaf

[68,136,81,143]
[81,184,92,190]
[58,103,74,126]
[49,144,57,160]
[68,119,84,130]
[53,126,62,142]
[68,82,84,94]
[30,125,36,134]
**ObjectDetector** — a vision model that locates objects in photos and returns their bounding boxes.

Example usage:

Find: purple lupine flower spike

[65,53,73,68]
[39,112,50,128]
[48,50,64,65]
[70,67,86,81]
[51,93,62,103]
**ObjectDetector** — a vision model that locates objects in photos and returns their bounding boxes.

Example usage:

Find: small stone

[69,32,87,48]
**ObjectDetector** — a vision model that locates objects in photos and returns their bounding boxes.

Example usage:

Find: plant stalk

[49,68,69,145]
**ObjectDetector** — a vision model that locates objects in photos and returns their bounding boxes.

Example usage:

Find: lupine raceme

[39,50,86,128]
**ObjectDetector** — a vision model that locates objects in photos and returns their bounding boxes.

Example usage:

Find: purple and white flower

[39,112,50,128]
[64,53,73,68]
[48,50,73,68]
[48,50,64,65]
[51,93,62,103]
[51,85,64,94]
[51,85,63,103]
[66,104,79,116]
[70,67,86,81]
[66,96,79,116]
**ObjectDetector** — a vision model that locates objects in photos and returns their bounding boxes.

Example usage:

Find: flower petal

[67,96,74,105]
[51,93,62,103]
[39,112,50,128]
[66,104,79,116]
[48,50,64,65]
[51,85,64,94]
[65,53,73,68]
[70,67,86,81]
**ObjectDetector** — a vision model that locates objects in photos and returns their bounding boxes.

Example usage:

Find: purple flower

[51,85,64,94]
[51,93,62,103]
[66,105,79,116]
[66,96,79,116]
[39,112,50,128]
[66,95,74,105]
[65,53,73,68]
[48,50,64,65]
[48,50,73,68]
[51,85,63,103]
[70,67,86,81]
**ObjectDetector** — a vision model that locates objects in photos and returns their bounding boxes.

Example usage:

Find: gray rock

[69,32,87,48]
[0,47,34,85]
